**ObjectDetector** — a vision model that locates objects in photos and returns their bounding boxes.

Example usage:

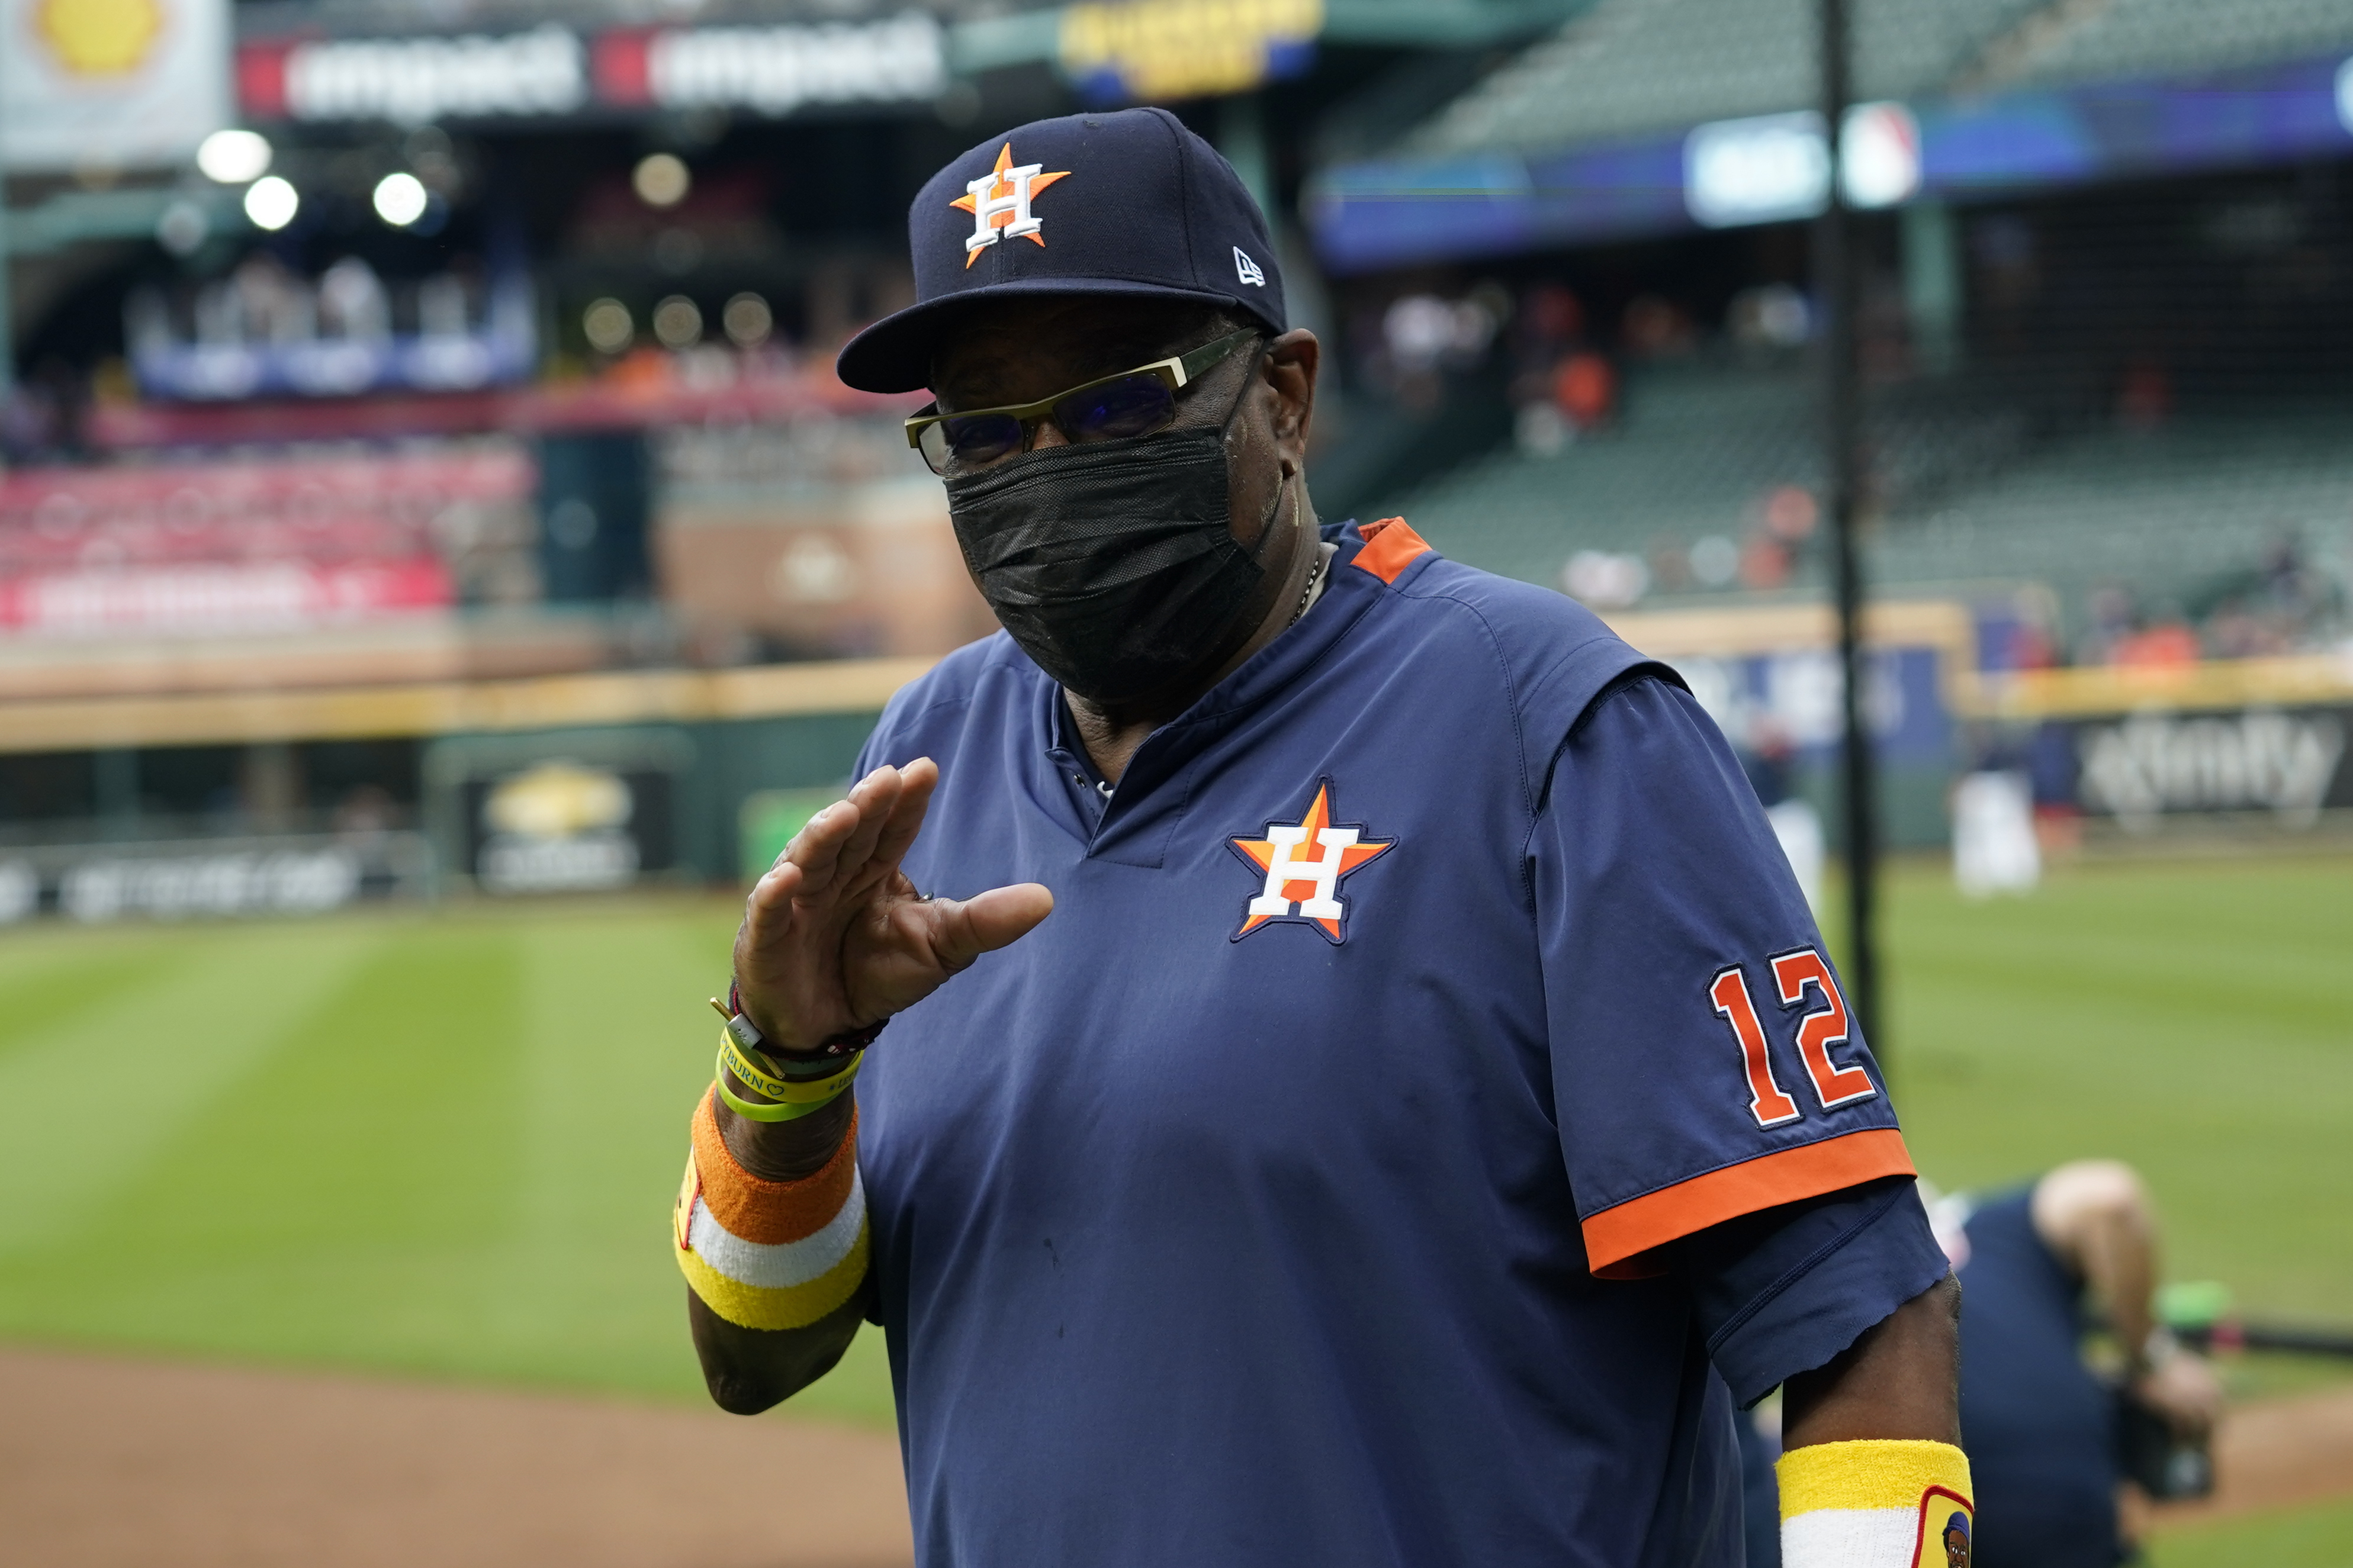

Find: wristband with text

[720,1032,860,1103]
[715,1036,863,1123]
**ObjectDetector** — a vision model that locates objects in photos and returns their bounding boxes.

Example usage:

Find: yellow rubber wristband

[713,1041,862,1123]
[719,1031,861,1102]
[715,1073,855,1122]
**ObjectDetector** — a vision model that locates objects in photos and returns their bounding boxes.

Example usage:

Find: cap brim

[836,278,1277,394]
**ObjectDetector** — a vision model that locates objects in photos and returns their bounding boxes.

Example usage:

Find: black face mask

[944,421,1275,704]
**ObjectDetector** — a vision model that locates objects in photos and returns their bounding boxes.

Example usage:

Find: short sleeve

[1531,676,1915,1278]
[1672,1175,1952,1405]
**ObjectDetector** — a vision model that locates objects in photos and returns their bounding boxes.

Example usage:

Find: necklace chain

[1290,552,1326,626]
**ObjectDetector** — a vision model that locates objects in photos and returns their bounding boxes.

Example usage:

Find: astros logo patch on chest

[1227,780,1395,943]
[952,142,1071,268]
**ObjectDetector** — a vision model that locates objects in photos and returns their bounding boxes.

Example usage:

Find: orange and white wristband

[673,1087,870,1331]
[1777,1440,1975,1568]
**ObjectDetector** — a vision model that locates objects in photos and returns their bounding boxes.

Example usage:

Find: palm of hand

[731,760,1053,1051]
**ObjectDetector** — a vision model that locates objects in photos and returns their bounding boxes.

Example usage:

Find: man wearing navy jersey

[688,107,1962,1566]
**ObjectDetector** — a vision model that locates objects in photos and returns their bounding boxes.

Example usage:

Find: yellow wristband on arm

[1777,1440,1975,1568]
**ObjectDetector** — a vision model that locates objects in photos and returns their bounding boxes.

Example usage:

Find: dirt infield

[2146,1382,2353,1532]
[4,1342,2347,1564]
[0,1345,913,1568]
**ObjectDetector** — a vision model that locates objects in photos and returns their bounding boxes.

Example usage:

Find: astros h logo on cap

[951,143,1072,268]
[837,107,1290,395]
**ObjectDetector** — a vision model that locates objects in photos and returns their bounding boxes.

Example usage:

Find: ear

[1261,329,1320,480]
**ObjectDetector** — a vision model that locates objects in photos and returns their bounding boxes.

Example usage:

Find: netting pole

[0,61,14,401]
[1817,0,1883,1058]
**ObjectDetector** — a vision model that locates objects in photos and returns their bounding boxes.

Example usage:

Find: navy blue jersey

[851,519,1923,1567]
[1957,1189,2125,1568]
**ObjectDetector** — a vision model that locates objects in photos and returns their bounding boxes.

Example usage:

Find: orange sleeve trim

[1581,1127,1915,1280]
[690,1087,860,1245]
[1352,517,1432,585]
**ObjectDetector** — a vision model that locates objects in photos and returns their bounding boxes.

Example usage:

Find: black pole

[1817,0,1882,1055]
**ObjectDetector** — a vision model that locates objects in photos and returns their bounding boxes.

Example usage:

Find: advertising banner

[2068,706,2351,832]
[0,559,453,635]
[426,732,693,896]
[236,13,944,124]
[2,0,229,171]
[0,831,430,924]
[1969,652,2353,837]
[1311,50,2353,275]
[1057,0,1320,104]
[461,761,671,894]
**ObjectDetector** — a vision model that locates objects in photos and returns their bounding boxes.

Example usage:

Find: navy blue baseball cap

[835,107,1288,394]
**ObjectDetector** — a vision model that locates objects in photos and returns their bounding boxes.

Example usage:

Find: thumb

[929,883,1054,971]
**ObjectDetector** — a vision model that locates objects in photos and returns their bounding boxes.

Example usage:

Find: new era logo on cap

[837,107,1288,394]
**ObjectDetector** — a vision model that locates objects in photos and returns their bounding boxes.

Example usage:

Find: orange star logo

[1228,780,1395,943]
[950,142,1071,269]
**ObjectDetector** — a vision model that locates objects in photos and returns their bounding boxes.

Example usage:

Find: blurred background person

[1936,1161,2224,1568]
[1740,1163,2226,1568]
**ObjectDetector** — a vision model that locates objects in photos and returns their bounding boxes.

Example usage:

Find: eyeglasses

[905,329,1261,475]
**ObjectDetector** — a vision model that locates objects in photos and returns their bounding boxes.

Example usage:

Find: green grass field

[0,858,2346,1554]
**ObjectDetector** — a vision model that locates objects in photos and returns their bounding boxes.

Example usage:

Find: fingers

[926,883,1054,972]
[819,766,903,899]
[866,758,939,880]
[777,766,902,901]
[745,854,804,919]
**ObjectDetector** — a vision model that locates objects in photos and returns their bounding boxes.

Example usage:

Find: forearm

[2066,1194,2158,1360]
[719,1079,855,1182]
[1783,1273,1962,1448]
[690,1278,870,1414]
[1776,1277,1971,1567]
[675,1066,872,1413]
[679,755,1049,1416]
[686,1088,864,1411]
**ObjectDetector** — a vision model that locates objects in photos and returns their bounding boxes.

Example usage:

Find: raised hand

[731,759,1053,1052]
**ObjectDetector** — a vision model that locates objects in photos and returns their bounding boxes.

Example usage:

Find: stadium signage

[57,849,362,922]
[1314,50,2353,273]
[458,758,682,895]
[247,25,589,124]
[1057,0,1321,104]
[2075,707,2350,833]
[596,15,945,117]
[1657,102,1919,227]
[0,561,451,635]
[239,14,946,123]
[1682,112,1827,228]
[0,833,432,925]
[1,0,230,172]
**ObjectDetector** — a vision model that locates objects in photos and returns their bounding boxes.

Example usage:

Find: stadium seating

[1406,0,2049,157]
[1386,359,2353,637]
[1384,359,2017,582]
[1385,362,1824,584]
[1873,402,2353,620]
[1986,0,2353,91]
[1400,0,2353,159]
